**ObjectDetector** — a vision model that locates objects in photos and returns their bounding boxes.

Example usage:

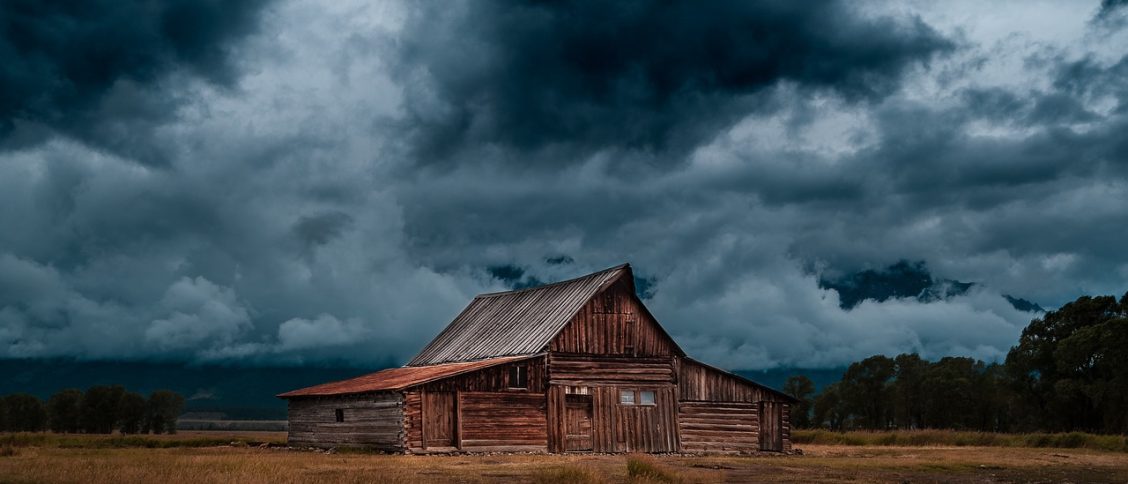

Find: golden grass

[625,455,681,483]
[0,431,285,449]
[531,464,606,484]
[793,429,1128,452]
[3,432,1128,483]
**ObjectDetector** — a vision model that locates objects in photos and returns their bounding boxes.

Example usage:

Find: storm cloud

[0,0,271,164]
[1,0,1127,370]
[397,0,952,164]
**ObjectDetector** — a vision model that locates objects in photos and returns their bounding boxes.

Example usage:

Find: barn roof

[276,354,537,398]
[406,264,632,366]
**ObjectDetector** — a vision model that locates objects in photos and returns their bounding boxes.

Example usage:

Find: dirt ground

[2,434,1128,483]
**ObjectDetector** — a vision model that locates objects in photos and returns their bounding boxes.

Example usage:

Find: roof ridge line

[474,263,630,298]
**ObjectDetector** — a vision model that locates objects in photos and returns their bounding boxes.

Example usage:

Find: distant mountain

[1003,295,1046,313]
[735,367,846,394]
[0,359,385,420]
[819,260,1043,313]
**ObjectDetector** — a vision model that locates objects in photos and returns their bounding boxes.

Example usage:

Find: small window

[335,409,344,423]
[509,365,528,389]
[620,389,635,405]
[639,391,656,406]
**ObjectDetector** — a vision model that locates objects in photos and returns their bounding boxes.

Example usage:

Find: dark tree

[3,394,47,432]
[117,392,147,434]
[1005,292,1128,432]
[891,353,926,429]
[813,382,847,431]
[783,375,815,429]
[81,385,125,434]
[146,390,185,435]
[920,357,980,429]
[973,363,1012,432]
[839,355,895,429]
[47,389,84,433]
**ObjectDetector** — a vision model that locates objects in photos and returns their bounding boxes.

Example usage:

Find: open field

[793,429,1128,453]
[3,432,1128,483]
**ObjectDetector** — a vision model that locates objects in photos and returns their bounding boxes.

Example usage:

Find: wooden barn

[278,264,795,454]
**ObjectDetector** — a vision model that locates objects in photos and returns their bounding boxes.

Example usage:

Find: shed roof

[406,264,631,366]
[276,354,536,398]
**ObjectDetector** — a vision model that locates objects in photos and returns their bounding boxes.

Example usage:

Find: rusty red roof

[277,354,537,398]
[407,264,630,366]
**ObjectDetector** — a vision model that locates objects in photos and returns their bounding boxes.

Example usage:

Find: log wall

[677,401,759,454]
[286,392,403,450]
[676,358,793,453]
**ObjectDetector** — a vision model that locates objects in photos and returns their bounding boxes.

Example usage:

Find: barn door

[423,392,457,448]
[564,394,593,451]
[759,401,784,452]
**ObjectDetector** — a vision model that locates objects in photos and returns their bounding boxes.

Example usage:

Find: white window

[619,389,635,405]
[639,390,656,406]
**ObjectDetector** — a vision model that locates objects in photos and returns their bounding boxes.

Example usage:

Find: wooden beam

[455,390,463,451]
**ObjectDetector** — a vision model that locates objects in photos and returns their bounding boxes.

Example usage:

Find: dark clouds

[397,0,952,164]
[1,0,1127,370]
[0,0,271,164]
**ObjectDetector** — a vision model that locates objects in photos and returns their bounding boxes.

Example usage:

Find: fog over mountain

[2,0,1127,371]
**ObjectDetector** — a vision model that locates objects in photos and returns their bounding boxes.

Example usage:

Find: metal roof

[406,264,631,366]
[277,355,537,398]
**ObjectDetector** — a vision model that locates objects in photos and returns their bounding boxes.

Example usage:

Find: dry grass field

[3,432,1128,483]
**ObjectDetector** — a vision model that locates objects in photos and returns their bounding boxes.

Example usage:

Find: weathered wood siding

[677,401,759,453]
[550,278,678,357]
[547,384,677,453]
[548,354,674,385]
[677,358,792,453]
[287,392,403,450]
[460,392,547,451]
[403,356,549,452]
[416,356,546,393]
[678,358,791,403]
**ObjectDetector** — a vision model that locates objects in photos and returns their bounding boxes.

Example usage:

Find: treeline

[0,386,185,434]
[785,291,1128,434]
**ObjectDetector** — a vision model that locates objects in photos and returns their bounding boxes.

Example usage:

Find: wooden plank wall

[287,392,403,450]
[677,401,758,454]
[403,391,424,449]
[549,278,677,357]
[417,357,546,393]
[611,386,678,453]
[677,358,793,453]
[460,392,547,451]
[546,353,678,453]
[548,354,674,385]
[677,358,790,403]
[403,356,550,452]
[547,384,678,453]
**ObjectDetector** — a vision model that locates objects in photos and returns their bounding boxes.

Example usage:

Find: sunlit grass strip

[793,429,1128,452]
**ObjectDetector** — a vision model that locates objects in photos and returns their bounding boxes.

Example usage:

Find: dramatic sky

[2,0,1127,370]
